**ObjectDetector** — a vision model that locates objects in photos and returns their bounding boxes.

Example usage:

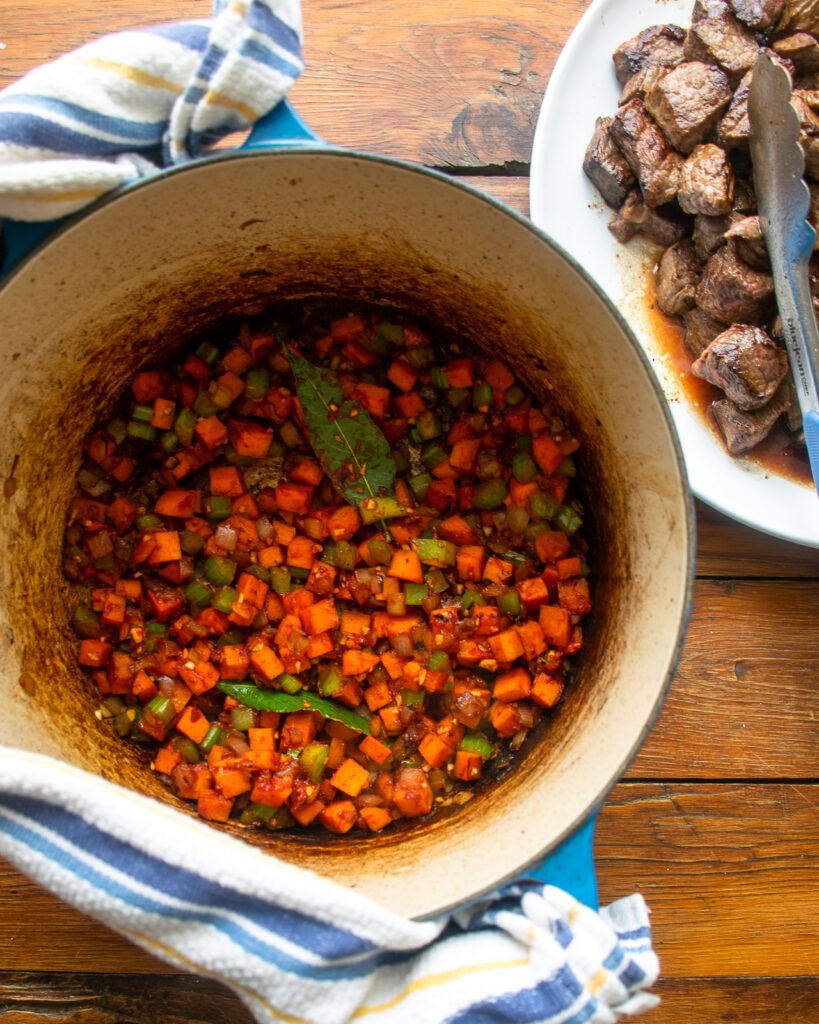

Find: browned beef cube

[683,306,726,356]
[655,240,702,315]
[693,212,735,259]
[773,33,819,73]
[608,188,690,245]
[778,372,804,433]
[717,71,752,148]
[692,0,733,20]
[583,117,635,209]
[732,177,757,212]
[692,324,788,408]
[645,62,733,153]
[620,63,674,104]
[729,0,785,28]
[724,216,769,269]
[683,12,759,84]
[711,384,792,453]
[613,25,687,84]
[778,0,819,35]
[678,144,735,215]
[611,99,684,206]
[695,245,774,322]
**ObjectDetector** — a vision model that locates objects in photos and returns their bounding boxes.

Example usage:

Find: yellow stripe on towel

[74,57,185,94]
[353,957,530,1018]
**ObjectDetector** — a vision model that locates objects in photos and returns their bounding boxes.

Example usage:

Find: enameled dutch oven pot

[0,104,694,919]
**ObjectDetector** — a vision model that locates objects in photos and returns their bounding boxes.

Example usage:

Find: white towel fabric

[0,747,659,1023]
[0,0,303,220]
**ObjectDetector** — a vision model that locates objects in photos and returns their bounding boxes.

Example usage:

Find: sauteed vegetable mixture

[64,311,591,834]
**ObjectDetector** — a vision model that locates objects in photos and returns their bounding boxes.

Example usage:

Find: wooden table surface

[1,1,818,1021]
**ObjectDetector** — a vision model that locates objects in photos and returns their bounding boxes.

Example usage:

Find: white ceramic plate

[530,0,819,548]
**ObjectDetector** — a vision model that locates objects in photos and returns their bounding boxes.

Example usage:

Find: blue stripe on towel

[247,3,302,59]
[239,36,302,78]
[0,94,167,143]
[444,964,591,1024]
[0,794,374,962]
[144,22,212,51]
[197,43,228,82]
[0,111,157,155]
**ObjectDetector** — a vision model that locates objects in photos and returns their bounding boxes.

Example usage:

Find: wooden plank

[597,783,819,979]
[0,783,815,979]
[0,972,816,1024]
[628,581,819,778]
[0,971,253,1023]
[0,0,590,166]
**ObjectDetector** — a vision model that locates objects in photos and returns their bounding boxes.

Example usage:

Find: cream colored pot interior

[0,151,692,918]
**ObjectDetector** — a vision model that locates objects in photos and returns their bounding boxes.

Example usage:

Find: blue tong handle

[0,97,599,909]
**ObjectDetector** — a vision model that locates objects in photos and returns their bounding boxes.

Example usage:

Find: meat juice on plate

[583,0,814,481]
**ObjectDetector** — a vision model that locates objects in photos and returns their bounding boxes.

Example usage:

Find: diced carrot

[228,419,273,458]
[517,576,550,609]
[178,660,219,695]
[227,598,257,628]
[528,408,549,433]
[359,735,392,764]
[386,358,418,393]
[539,605,572,649]
[252,771,294,810]
[78,640,112,668]
[282,589,316,617]
[359,806,393,832]
[306,631,334,659]
[535,530,571,564]
[249,644,284,681]
[175,705,210,744]
[147,530,182,564]
[516,620,547,660]
[330,758,370,797]
[275,482,314,515]
[280,712,317,751]
[319,800,358,834]
[287,535,320,569]
[494,667,532,702]
[155,488,201,519]
[558,578,592,615]
[471,605,503,637]
[100,592,126,628]
[449,438,481,473]
[326,505,361,543]
[221,344,253,374]
[363,681,393,712]
[557,557,583,580]
[436,714,465,748]
[487,629,525,664]
[132,669,158,703]
[342,649,380,677]
[418,732,454,769]
[425,479,457,512]
[438,515,478,545]
[431,458,458,480]
[289,458,324,486]
[533,433,564,475]
[219,645,249,680]
[380,651,406,680]
[393,391,426,419]
[485,358,516,394]
[153,746,181,775]
[456,545,486,581]
[291,800,326,827]
[151,397,176,430]
[531,673,565,709]
[352,382,392,419]
[132,370,167,404]
[454,750,483,782]
[300,598,339,636]
[446,357,475,388]
[214,370,245,406]
[197,790,234,822]
[194,415,228,450]
[306,560,338,596]
[484,557,514,585]
[209,465,245,498]
[509,479,539,509]
[258,544,284,569]
[331,313,365,341]
[388,549,423,584]
[489,700,522,738]
[379,704,404,733]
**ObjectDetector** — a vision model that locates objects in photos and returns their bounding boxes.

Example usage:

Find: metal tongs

[749,52,819,497]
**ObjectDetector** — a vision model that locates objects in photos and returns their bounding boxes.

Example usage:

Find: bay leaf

[218,682,371,735]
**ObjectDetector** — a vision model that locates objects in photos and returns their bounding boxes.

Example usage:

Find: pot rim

[1,145,697,898]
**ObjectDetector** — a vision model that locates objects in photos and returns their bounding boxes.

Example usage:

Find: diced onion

[226,733,250,755]
[214,524,237,552]
[257,516,274,541]
[507,505,530,534]
[392,633,413,657]
[387,593,407,617]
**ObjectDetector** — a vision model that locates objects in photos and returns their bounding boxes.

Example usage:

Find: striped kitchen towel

[0,747,660,1023]
[0,0,303,221]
